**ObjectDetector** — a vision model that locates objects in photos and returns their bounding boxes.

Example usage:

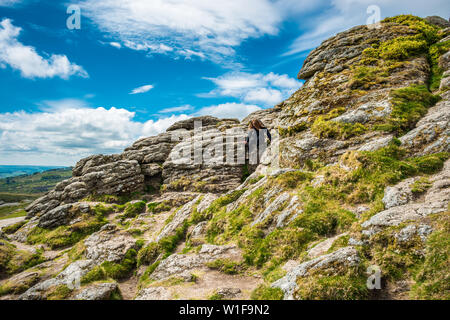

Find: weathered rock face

[362,159,450,234]
[3,15,449,301]
[26,116,246,218]
[272,247,360,299]
[275,20,438,168]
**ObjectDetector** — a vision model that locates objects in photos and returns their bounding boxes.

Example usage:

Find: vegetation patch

[2,220,27,234]
[311,116,367,140]
[410,177,432,194]
[120,201,146,220]
[147,201,172,214]
[250,285,284,300]
[81,248,137,284]
[375,85,440,134]
[295,273,368,300]
[411,212,450,299]
[27,213,108,249]
[206,259,245,275]
[0,240,45,278]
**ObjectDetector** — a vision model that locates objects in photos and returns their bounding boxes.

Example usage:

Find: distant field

[0,167,72,220]
[0,167,72,194]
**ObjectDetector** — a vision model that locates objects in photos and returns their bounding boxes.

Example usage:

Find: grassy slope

[0,168,72,220]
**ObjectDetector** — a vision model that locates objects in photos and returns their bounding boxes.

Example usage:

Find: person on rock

[245,119,272,172]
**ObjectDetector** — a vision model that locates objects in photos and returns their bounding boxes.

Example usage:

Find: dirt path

[118,275,140,300]
[0,216,25,229]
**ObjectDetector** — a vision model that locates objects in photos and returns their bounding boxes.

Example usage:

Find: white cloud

[0,99,263,165]
[109,42,121,49]
[195,103,261,120]
[0,106,188,166]
[0,0,22,7]
[80,0,282,63]
[284,0,450,56]
[201,72,301,106]
[129,84,154,95]
[0,19,88,79]
[159,105,193,113]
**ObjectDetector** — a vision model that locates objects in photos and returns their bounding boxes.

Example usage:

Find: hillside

[0,15,449,300]
[0,166,68,179]
[0,168,72,221]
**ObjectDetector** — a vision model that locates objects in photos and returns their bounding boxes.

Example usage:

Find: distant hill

[0,167,72,220]
[0,165,68,179]
[0,167,72,196]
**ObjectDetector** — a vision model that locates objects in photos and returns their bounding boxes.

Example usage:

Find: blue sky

[0,0,448,166]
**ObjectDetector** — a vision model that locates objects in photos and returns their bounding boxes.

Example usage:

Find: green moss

[250,285,284,300]
[27,214,107,249]
[139,261,161,285]
[409,152,448,174]
[293,201,355,236]
[274,171,312,189]
[379,36,428,60]
[410,177,432,194]
[262,261,287,283]
[354,16,442,91]
[411,212,450,299]
[429,40,450,91]
[2,220,27,234]
[93,204,114,217]
[137,242,160,266]
[147,201,172,214]
[208,292,224,300]
[121,201,146,219]
[241,227,315,267]
[383,15,440,44]
[376,85,441,134]
[84,194,132,205]
[347,143,448,205]
[327,235,351,254]
[278,122,307,137]
[46,284,72,300]
[81,248,137,284]
[206,259,244,275]
[158,221,189,256]
[311,116,367,140]
[248,175,264,185]
[0,240,45,277]
[205,189,246,216]
[295,274,368,300]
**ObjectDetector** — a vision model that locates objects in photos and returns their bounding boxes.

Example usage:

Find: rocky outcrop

[74,282,119,300]
[362,159,450,234]
[2,15,449,301]
[149,244,241,281]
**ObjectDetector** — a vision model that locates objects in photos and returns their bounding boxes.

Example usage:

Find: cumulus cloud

[195,103,261,120]
[201,72,301,106]
[0,106,189,166]
[129,84,154,94]
[79,0,282,63]
[0,99,263,165]
[0,19,88,79]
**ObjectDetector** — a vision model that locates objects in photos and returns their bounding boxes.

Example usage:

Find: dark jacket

[245,128,272,145]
